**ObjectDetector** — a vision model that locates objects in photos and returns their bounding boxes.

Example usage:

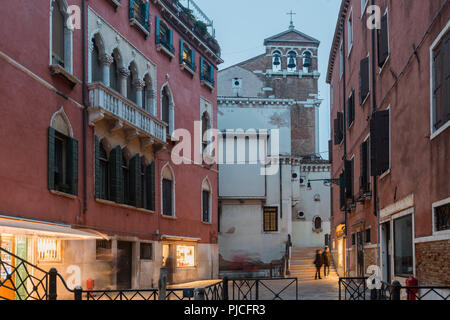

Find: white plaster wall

[218,66,264,97]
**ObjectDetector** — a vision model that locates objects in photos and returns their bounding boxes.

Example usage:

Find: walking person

[313,249,323,280]
[322,247,331,278]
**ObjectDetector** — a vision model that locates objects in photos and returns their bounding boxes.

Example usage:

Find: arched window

[162,165,174,217]
[314,216,322,231]
[202,179,211,223]
[287,51,297,72]
[143,74,155,114]
[303,51,312,73]
[127,63,138,104]
[272,50,282,72]
[99,142,109,200]
[110,50,120,93]
[91,39,102,83]
[201,111,210,153]
[122,154,130,205]
[48,109,77,195]
[162,87,170,124]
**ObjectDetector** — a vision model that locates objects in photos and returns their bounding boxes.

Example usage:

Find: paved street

[298,277,340,300]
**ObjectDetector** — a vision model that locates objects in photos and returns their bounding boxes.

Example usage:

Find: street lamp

[307,178,343,190]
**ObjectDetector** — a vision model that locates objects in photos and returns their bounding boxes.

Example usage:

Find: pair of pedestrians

[313,247,331,280]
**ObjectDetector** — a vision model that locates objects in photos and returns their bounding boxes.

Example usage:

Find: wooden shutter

[129,0,134,18]
[155,16,160,44]
[52,4,65,66]
[359,57,370,104]
[144,2,150,29]
[200,56,204,79]
[347,91,355,127]
[377,13,389,67]
[48,127,56,190]
[67,137,78,196]
[129,155,142,207]
[370,110,390,176]
[145,161,155,211]
[339,172,346,211]
[344,160,353,200]
[329,140,333,163]
[94,136,101,199]
[162,179,172,216]
[109,146,124,203]
[191,49,196,70]
[434,31,450,130]
[360,141,369,193]
[179,39,184,64]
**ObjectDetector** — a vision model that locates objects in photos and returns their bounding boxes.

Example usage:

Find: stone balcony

[88,82,167,144]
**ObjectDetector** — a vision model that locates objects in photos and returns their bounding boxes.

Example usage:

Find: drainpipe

[341,17,349,277]
[371,0,380,268]
[82,0,88,214]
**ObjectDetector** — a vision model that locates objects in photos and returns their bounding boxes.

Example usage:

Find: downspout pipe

[371,0,380,267]
[81,0,88,214]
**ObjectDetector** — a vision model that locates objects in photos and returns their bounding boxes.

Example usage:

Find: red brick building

[0,0,222,297]
[327,0,449,286]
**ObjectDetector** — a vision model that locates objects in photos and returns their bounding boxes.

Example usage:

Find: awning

[161,235,201,242]
[0,215,107,240]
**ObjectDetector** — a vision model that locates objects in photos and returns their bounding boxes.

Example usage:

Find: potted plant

[194,20,208,37]
[180,6,195,29]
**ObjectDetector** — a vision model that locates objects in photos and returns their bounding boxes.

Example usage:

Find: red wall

[0,0,219,244]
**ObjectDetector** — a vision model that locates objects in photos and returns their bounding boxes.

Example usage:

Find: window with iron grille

[140,243,153,260]
[96,240,112,261]
[431,28,450,133]
[263,207,278,232]
[435,202,450,232]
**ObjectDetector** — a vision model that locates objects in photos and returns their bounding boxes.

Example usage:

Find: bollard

[391,280,402,300]
[48,268,58,300]
[158,267,168,300]
[222,276,229,300]
[74,285,82,300]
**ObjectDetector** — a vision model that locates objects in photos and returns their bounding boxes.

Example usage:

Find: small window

[162,166,174,217]
[347,89,355,127]
[263,207,278,232]
[351,233,356,246]
[435,202,450,232]
[200,57,214,87]
[314,217,322,230]
[156,16,174,53]
[180,40,195,71]
[37,238,62,263]
[96,240,112,261]
[140,243,153,260]
[176,245,195,267]
[129,0,150,34]
[272,50,282,72]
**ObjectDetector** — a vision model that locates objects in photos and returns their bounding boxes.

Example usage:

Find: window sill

[109,0,121,9]
[49,64,81,88]
[50,189,77,199]
[200,80,214,91]
[156,43,175,60]
[430,120,450,141]
[95,198,155,214]
[161,214,177,220]
[180,63,195,76]
[129,18,150,38]
[201,221,213,225]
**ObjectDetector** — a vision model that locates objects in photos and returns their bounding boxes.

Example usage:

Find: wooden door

[116,241,132,289]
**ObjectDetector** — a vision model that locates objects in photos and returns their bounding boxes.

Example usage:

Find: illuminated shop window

[176,245,195,267]
[37,238,62,263]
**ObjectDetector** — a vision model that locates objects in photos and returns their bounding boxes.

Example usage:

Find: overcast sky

[194,0,341,159]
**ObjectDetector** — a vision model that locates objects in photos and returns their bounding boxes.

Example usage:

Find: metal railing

[0,247,50,300]
[227,277,298,300]
[88,82,167,143]
[339,277,450,301]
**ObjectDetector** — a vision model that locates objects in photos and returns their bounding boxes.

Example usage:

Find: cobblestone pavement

[298,277,340,300]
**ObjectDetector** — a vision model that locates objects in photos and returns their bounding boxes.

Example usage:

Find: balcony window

[200,57,214,88]
[129,0,150,36]
[156,16,174,55]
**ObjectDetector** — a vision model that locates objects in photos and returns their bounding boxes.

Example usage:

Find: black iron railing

[339,277,450,300]
[0,247,51,300]
[227,277,298,300]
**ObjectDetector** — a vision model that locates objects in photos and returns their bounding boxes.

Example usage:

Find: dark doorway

[117,241,132,289]
[356,232,365,277]
[382,222,391,283]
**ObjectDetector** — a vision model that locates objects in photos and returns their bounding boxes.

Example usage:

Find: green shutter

[169,29,173,51]
[191,49,196,70]
[110,146,123,203]
[146,161,155,211]
[155,16,160,44]
[67,137,78,196]
[200,56,204,79]
[209,65,214,85]
[129,0,134,19]
[129,155,142,207]
[180,39,184,64]
[48,127,56,190]
[94,136,101,199]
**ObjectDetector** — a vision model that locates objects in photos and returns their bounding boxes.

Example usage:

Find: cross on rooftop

[287,10,296,28]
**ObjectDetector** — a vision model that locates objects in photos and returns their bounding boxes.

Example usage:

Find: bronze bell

[303,53,312,68]
[273,55,281,66]
[288,56,296,69]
